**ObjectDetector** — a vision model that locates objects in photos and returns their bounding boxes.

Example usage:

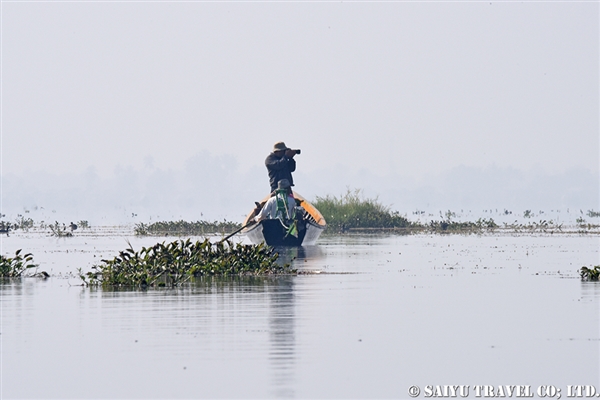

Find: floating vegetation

[78,220,90,229]
[48,221,73,237]
[575,217,600,233]
[81,239,294,288]
[134,220,242,236]
[580,266,600,281]
[428,218,498,233]
[13,215,34,231]
[0,221,11,235]
[0,249,37,277]
[310,189,503,234]
[312,189,413,232]
[502,220,563,233]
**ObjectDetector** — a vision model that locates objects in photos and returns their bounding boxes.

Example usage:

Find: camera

[291,149,301,154]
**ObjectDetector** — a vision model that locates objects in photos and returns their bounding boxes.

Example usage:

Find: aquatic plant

[48,221,73,237]
[312,189,412,232]
[78,220,90,229]
[575,217,600,233]
[0,249,37,277]
[444,210,457,220]
[428,218,498,233]
[81,239,294,288]
[13,215,34,231]
[580,266,600,281]
[502,219,562,233]
[134,220,242,236]
[310,190,507,234]
[0,221,11,233]
[587,210,600,218]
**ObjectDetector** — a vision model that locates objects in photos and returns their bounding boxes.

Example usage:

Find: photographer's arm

[266,154,295,171]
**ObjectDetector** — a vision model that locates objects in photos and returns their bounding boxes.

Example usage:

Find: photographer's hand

[285,149,296,158]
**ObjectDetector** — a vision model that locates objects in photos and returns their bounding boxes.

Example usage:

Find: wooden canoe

[242,192,326,246]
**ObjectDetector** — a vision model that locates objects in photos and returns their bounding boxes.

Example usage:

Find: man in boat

[254,179,298,223]
[265,142,299,193]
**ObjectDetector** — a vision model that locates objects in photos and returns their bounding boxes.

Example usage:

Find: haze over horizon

[2,153,597,225]
[1,1,598,223]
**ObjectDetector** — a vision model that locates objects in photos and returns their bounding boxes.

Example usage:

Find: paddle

[216,220,256,244]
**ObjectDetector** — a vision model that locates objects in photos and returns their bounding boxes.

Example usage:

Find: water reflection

[80,274,299,398]
[581,281,600,301]
[3,236,599,399]
[268,276,295,398]
[273,245,325,266]
[266,245,326,397]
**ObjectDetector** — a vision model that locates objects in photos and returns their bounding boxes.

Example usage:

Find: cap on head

[273,142,290,152]
[277,179,291,190]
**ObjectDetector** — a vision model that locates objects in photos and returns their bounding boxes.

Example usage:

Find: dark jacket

[265,153,296,192]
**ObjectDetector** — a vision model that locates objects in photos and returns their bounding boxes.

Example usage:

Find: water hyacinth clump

[0,249,37,277]
[82,239,295,288]
[48,221,73,237]
[503,220,560,232]
[428,218,498,233]
[78,220,90,229]
[134,220,242,236]
[580,266,600,281]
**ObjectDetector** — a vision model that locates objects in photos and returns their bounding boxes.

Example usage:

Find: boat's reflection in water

[268,275,295,398]
[272,245,325,267]
[267,245,324,397]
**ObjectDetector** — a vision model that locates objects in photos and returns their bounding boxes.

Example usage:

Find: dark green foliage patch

[0,249,37,277]
[580,266,600,281]
[82,239,294,288]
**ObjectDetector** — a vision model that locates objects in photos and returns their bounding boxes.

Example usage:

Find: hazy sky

[3,1,598,177]
[0,1,598,222]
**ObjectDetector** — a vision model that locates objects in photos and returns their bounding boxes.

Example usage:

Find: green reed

[134,220,242,236]
[81,239,295,288]
[0,249,37,277]
[312,188,413,232]
[311,189,501,233]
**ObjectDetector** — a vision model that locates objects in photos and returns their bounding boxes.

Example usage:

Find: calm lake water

[2,231,599,399]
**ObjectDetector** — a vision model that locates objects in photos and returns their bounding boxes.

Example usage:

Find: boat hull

[242,192,326,247]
